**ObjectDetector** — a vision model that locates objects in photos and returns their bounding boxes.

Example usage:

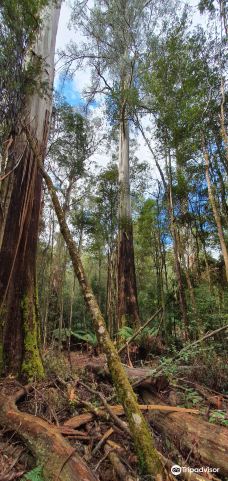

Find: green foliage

[22,466,44,481]
[43,349,71,379]
[73,330,97,346]
[49,97,91,178]
[142,20,220,152]
[52,328,98,346]
[158,356,179,377]
[184,388,203,407]
[117,326,133,340]
[0,0,49,144]
[52,328,73,342]
[209,410,228,427]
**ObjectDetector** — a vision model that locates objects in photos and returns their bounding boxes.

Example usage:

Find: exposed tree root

[0,390,98,481]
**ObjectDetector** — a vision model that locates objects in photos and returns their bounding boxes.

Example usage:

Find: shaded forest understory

[0,0,228,479]
[0,342,228,481]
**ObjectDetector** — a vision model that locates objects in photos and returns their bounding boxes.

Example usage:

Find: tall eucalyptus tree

[0,0,61,377]
[67,0,160,328]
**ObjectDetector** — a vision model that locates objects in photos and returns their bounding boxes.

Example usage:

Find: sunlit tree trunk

[0,1,61,377]
[117,114,140,329]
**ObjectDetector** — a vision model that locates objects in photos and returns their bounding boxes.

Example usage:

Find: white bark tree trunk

[0,0,62,377]
[0,1,61,249]
[118,118,131,221]
[28,1,61,141]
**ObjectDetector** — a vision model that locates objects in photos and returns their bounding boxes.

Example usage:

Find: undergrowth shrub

[43,349,72,380]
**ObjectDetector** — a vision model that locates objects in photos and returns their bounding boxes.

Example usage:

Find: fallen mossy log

[63,404,199,429]
[62,402,218,481]
[87,362,170,393]
[0,391,98,481]
[142,390,228,477]
[87,364,226,478]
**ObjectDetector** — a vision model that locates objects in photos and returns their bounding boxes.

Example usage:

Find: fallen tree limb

[176,378,228,402]
[86,362,169,391]
[141,390,228,476]
[0,391,98,481]
[92,427,114,457]
[105,404,199,414]
[64,404,199,429]
[78,381,131,435]
[58,426,89,436]
[63,412,94,429]
[133,324,228,387]
[171,382,225,409]
[118,307,162,354]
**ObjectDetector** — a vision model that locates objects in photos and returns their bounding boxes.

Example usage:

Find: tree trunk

[68,275,76,354]
[0,139,15,249]
[106,245,118,337]
[118,116,140,329]
[220,76,228,165]
[0,151,45,377]
[42,209,55,348]
[22,145,166,477]
[0,1,61,377]
[138,124,189,338]
[167,151,189,339]
[142,390,228,477]
[202,138,228,282]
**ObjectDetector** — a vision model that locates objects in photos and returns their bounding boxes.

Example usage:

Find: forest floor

[0,347,228,481]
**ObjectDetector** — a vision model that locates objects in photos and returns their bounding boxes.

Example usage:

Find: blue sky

[55,76,85,107]
[55,75,99,110]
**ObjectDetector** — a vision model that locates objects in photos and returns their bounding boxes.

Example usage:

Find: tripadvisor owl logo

[171,465,182,476]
